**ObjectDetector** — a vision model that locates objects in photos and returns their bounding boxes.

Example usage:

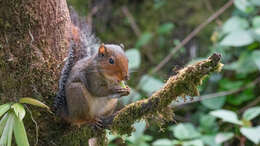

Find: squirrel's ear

[98,43,107,56]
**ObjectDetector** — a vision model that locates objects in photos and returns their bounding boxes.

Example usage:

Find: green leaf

[135,32,153,48]
[227,88,255,105]
[222,16,249,33]
[201,135,220,146]
[0,104,11,118]
[127,120,146,143]
[234,0,255,13]
[210,109,242,125]
[243,106,260,121]
[199,115,218,134]
[19,97,50,110]
[240,126,260,144]
[183,139,204,146]
[11,103,25,121]
[220,30,254,47]
[125,49,141,70]
[171,123,201,140]
[0,112,14,146]
[252,28,260,41]
[250,0,260,6]
[0,114,9,136]
[219,79,243,90]
[139,75,164,96]
[252,16,260,28]
[157,23,175,35]
[252,50,260,70]
[224,51,258,74]
[133,120,146,138]
[13,115,29,146]
[215,132,234,144]
[201,96,226,110]
[152,139,172,146]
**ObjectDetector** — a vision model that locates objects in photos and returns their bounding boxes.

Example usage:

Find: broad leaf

[135,32,153,48]
[125,49,141,70]
[250,0,260,6]
[240,126,260,144]
[201,96,226,110]
[0,104,11,118]
[224,51,258,74]
[0,114,8,136]
[139,75,164,96]
[157,23,175,35]
[220,30,254,47]
[19,97,50,110]
[252,50,260,70]
[227,88,254,105]
[201,135,220,146]
[243,106,260,121]
[11,103,25,121]
[171,123,201,140]
[152,139,172,146]
[14,116,30,146]
[0,112,14,146]
[210,110,242,125]
[252,16,260,28]
[183,139,204,146]
[222,16,249,33]
[234,0,255,13]
[215,132,234,144]
[199,115,218,134]
[127,120,146,143]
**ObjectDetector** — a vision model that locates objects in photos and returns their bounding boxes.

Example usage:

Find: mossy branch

[58,53,223,145]
[110,53,223,135]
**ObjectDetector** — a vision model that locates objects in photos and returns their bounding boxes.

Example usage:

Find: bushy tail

[69,6,100,59]
[53,7,100,116]
[53,42,75,115]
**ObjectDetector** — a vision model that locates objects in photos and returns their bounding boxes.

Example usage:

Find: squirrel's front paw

[113,86,130,97]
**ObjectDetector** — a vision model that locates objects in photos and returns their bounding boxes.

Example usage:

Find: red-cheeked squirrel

[53,17,130,128]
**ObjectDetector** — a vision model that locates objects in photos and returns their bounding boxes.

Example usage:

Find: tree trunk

[0,0,73,145]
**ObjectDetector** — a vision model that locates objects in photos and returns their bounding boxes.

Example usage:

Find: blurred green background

[68,0,260,145]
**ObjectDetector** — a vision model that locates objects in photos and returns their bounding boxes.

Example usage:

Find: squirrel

[53,8,130,128]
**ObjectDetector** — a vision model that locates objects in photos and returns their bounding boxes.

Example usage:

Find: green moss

[110,54,223,135]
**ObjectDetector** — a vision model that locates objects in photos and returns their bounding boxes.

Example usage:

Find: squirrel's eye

[109,58,114,64]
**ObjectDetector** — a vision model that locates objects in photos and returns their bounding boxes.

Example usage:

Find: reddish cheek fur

[101,64,122,80]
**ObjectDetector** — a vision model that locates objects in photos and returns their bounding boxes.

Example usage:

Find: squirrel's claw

[90,118,104,130]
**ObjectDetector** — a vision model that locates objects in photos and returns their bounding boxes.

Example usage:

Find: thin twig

[173,77,260,106]
[121,6,155,62]
[151,0,234,74]
[121,6,141,37]
[86,5,102,32]
[203,0,223,26]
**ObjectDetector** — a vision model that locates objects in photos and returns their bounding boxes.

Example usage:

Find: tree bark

[0,0,71,145]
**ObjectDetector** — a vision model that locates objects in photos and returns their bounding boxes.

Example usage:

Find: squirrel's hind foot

[89,118,104,130]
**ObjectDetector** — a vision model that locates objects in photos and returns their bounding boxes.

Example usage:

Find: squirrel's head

[97,43,129,83]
